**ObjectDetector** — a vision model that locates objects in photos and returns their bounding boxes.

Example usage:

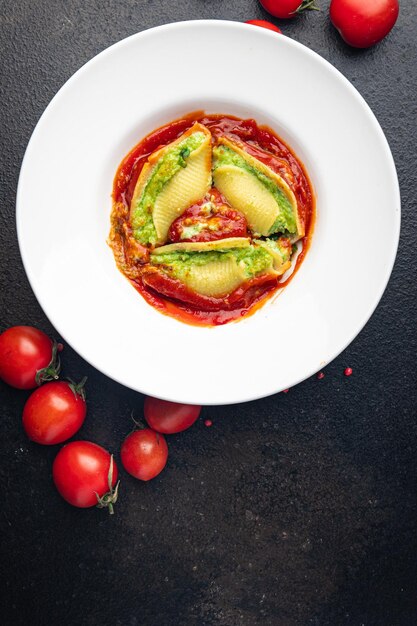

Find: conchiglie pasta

[213,137,303,239]
[130,123,212,246]
[150,242,278,298]
[254,238,292,275]
[213,165,279,236]
[152,142,212,243]
[152,237,250,255]
[184,257,247,297]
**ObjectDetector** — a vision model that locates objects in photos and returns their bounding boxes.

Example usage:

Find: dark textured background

[1,1,416,625]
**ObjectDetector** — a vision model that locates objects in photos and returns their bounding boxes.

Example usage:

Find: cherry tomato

[144,396,201,434]
[53,441,119,512]
[0,326,60,389]
[245,20,282,33]
[330,0,399,48]
[259,0,319,19]
[121,429,168,481]
[23,378,87,445]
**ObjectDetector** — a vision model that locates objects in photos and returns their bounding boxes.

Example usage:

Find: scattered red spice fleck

[282,389,290,394]
[204,419,213,427]
[57,343,64,352]
[344,367,353,377]
[316,372,325,380]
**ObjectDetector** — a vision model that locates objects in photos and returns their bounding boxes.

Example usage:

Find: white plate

[17,21,400,405]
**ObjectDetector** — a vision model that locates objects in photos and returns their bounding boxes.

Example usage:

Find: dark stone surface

[1,1,416,624]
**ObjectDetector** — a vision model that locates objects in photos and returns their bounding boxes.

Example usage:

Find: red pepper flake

[57,343,64,352]
[316,372,325,380]
[204,419,213,427]
[282,389,290,394]
[344,367,353,377]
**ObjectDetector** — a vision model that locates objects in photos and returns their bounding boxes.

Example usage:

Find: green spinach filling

[150,245,274,281]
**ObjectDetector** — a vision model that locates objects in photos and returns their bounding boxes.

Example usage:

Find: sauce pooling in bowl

[109,112,315,326]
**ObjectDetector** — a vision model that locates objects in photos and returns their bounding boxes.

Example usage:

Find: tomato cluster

[0,326,203,514]
[247,0,399,48]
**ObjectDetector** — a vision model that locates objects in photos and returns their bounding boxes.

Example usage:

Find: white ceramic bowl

[16,21,400,405]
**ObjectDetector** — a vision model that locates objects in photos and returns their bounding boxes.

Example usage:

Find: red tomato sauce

[168,188,249,243]
[109,112,315,327]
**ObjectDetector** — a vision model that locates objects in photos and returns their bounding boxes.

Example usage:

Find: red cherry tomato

[144,396,201,434]
[23,379,87,445]
[121,429,168,481]
[53,441,119,512]
[259,0,319,19]
[0,326,60,389]
[330,0,399,48]
[245,20,282,33]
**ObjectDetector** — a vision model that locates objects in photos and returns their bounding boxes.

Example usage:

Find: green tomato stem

[35,340,61,385]
[295,0,320,13]
[95,455,120,515]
